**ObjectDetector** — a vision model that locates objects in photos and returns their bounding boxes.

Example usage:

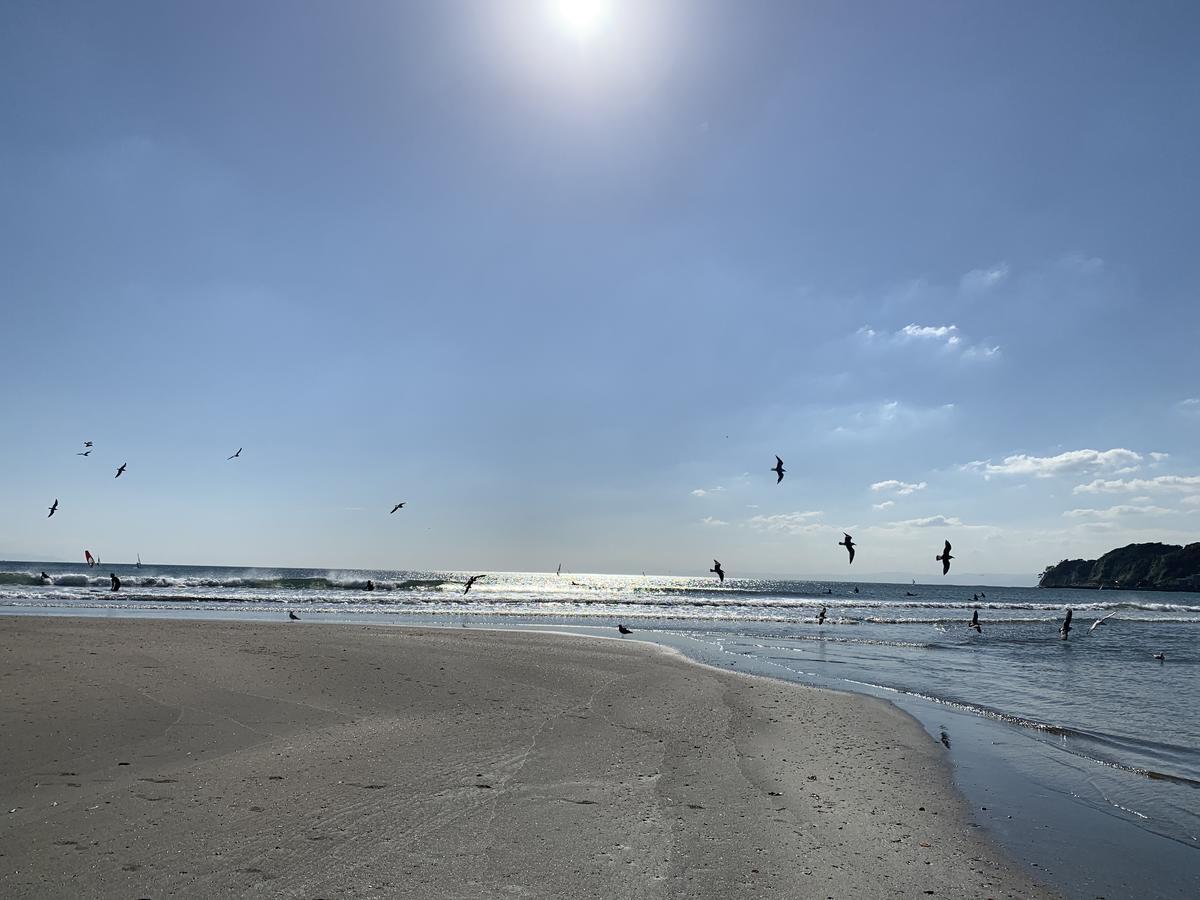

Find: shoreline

[0,615,1051,898]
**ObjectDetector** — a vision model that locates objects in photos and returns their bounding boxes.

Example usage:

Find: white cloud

[1072,474,1200,495]
[965,448,1143,479]
[872,500,895,510]
[889,515,963,528]
[871,479,928,496]
[700,516,728,527]
[690,486,726,497]
[857,323,998,360]
[900,323,960,342]
[1179,399,1200,416]
[1150,452,1170,463]
[960,263,1010,293]
[1183,496,1200,507]
[1063,505,1173,520]
[830,400,955,438]
[748,511,825,534]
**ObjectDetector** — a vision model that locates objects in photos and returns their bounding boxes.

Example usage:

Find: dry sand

[0,617,1054,898]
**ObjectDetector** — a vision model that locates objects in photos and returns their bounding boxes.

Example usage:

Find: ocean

[3,560,1198,898]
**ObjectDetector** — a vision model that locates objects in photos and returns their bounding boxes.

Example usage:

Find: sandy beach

[0,617,1052,898]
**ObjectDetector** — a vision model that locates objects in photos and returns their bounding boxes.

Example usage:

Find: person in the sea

[110,573,121,592]
[40,571,50,581]
[366,580,375,592]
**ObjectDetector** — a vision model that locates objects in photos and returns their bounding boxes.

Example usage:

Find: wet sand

[0,617,1053,898]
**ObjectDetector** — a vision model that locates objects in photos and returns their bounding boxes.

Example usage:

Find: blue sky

[2,1,1198,581]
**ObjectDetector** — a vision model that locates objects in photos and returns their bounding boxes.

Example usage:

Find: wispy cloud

[964,448,1142,479]
[871,479,928,496]
[960,262,1010,293]
[830,400,955,438]
[700,516,728,527]
[690,486,726,497]
[1063,505,1173,520]
[888,514,963,528]
[872,500,895,510]
[1179,398,1200,416]
[748,511,824,534]
[857,323,999,360]
[1072,474,1200,495]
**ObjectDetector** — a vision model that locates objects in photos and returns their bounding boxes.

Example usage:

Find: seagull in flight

[463,574,485,594]
[1089,613,1117,634]
[618,624,633,635]
[838,533,856,564]
[709,560,725,583]
[1060,608,1073,640]
[772,456,785,484]
[937,540,953,575]
[77,450,91,456]
[390,502,406,514]
[968,609,981,633]
[227,448,242,460]
[817,606,826,625]
[47,499,58,518]
[83,441,93,447]
[115,463,127,478]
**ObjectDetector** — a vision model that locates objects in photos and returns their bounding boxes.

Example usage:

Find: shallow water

[4,561,1198,897]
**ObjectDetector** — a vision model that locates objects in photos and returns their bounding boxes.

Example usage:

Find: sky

[2,0,1198,581]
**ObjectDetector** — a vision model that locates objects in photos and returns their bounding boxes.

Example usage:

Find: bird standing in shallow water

[772,456,785,484]
[618,624,632,635]
[288,610,299,621]
[937,540,953,575]
[710,560,725,583]
[839,533,856,564]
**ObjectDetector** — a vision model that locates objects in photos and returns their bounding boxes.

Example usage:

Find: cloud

[857,323,999,360]
[690,486,725,497]
[960,263,1010,293]
[1184,496,1200,506]
[700,516,728,527]
[1150,452,1170,463]
[1072,474,1200,495]
[830,400,955,438]
[888,515,963,528]
[872,500,895,510]
[1063,505,1173,520]
[1179,398,1200,416]
[964,448,1142,479]
[748,511,825,534]
[871,479,928,496]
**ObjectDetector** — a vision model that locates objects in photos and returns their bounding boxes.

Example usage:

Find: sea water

[3,562,1197,898]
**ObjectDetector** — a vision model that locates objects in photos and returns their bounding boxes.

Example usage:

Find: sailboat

[136,553,142,568]
[556,563,561,576]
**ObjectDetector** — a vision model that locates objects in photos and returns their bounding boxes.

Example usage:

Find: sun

[549,0,613,41]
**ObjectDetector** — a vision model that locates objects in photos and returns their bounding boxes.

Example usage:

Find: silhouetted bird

[288,610,299,621]
[937,540,953,575]
[710,560,725,583]
[464,574,485,594]
[969,609,981,633]
[817,607,826,625]
[1060,608,1073,640]
[618,624,633,635]
[77,450,91,456]
[227,448,242,460]
[390,502,406,514]
[115,463,127,478]
[772,456,785,484]
[47,499,58,518]
[839,533,856,564]
[83,441,93,447]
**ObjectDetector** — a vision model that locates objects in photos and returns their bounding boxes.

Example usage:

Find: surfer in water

[365,580,375,591]
[40,571,51,582]
[110,573,121,592]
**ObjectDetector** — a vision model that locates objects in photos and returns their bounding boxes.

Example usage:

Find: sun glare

[549,0,613,41]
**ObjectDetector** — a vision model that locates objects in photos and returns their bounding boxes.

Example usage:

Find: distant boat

[136,554,142,568]
[556,563,561,576]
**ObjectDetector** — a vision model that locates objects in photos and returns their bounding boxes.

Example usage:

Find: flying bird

[288,610,300,621]
[937,540,953,575]
[77,450,91,456]
[618,624,633,635]
[710,560,725,583]
[47,499,58,518]
[1089,613,1117,634]
[390,502,406,514]
[1060,608,1073,641]
[83,441,93,447]
[772,456,786,484]
[817,606,827,625]
[463,574,485,594]
[838,533,856,564]
[227,448,242,460]
[969,609,981,633]
[115,463,127,478]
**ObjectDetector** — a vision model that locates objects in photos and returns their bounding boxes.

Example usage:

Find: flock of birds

[41,447,1165,659]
